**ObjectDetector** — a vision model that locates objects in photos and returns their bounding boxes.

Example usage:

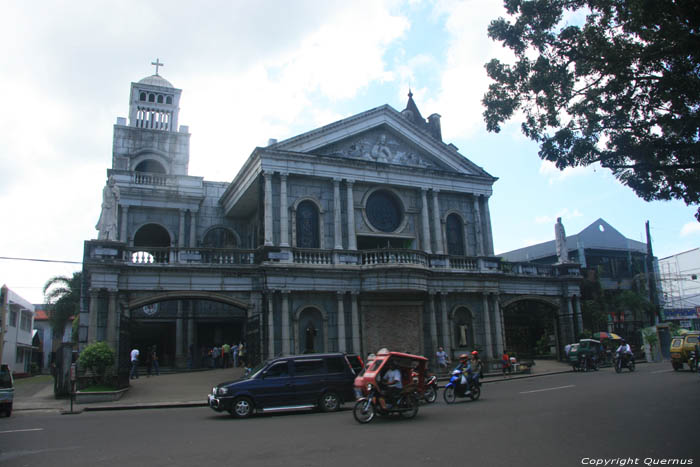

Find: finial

[408,86,413,98]
[151,58,164,76]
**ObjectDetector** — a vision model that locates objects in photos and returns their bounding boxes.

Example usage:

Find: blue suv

[208,353,357,418]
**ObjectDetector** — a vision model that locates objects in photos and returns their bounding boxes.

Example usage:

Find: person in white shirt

[615,340,633,366]
[380,360,403,409]
[130,348,140,379]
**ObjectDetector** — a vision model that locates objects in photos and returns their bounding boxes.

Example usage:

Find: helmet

[471,351,479,356]
[459,354,469,361]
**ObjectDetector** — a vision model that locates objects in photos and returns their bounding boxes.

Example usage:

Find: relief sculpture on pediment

[320,131,438,168]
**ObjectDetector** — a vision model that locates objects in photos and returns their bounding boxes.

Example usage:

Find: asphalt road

[1,362,698,467]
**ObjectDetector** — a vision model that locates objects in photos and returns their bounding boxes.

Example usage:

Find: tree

[483,0,700,220]
[43,272,81,351]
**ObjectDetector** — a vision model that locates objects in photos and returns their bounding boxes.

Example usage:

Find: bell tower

[112,59,190,175]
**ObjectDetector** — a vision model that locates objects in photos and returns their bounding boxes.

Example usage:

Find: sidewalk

[13,359,573,413]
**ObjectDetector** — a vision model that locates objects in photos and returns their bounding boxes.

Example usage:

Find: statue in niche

[304,324,317,354]
[555,217,569,263]
[96,176,120,241]
[370,134,392,162]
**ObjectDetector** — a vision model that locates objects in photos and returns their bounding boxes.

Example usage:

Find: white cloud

[535,209,584,225]
[680,222,700,237]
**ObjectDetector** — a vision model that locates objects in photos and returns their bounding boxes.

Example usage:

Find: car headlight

[217,387,229,396]
[366,383,373,391]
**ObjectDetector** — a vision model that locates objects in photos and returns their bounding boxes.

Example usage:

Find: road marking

[650,369,674,374]
[0,428,44,434]
[520,385,575,394]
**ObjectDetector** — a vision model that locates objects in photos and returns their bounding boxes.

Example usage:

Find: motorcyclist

[615,340,633,366]
[455,354,473,395]
[468,351,483,390]
[379,360,403,409]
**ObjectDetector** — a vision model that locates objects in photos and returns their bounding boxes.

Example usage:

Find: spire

[401,88,442,141]
[404,88,424,124]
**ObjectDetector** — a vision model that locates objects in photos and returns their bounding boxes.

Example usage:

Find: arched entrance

[451,306,475,353]
[502,298,560,358]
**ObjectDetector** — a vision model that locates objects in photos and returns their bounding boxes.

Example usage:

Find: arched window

[157,95,164,104]
[166,96,173,105]
[453,307,474,349]
[446,213,465,256]
[134,224,170,247]
[148,93,155,103]
[139,92,147,101]
[202,227,237,248]
[296,201,320,248]
[134,160,166,173]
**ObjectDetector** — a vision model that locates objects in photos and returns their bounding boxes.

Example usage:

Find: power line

[0,256,82,265]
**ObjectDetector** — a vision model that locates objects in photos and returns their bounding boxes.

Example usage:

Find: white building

[659,248,700,330]
[1,286,36,374]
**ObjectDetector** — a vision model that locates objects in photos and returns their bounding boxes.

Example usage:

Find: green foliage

[43,272,81,350]
[483,0,700,221]
[641,327,659,356]
[78,342,115,384]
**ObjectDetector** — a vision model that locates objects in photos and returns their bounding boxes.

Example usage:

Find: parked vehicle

[670,332,700,371]
[614,352,635,373]
[569,339,603,372]
[443,368,481,403]
[208,353,356,418]
[0,364,13,417]
[352,351,426,424]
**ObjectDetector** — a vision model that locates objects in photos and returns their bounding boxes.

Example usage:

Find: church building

[82,65,583,376]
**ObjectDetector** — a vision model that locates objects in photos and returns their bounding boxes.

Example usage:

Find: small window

[16,349,23,363]
[687,336,699,344]
[326,357,346,374]
[139,92,147,101]
[9,310,17,327]
[264,361,289,378]
[671,338,682,347]
[157,95,164,104]
[166,96,173,104]
[294,359,326,376]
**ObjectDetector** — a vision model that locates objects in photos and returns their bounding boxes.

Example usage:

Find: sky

[1,0,698,305]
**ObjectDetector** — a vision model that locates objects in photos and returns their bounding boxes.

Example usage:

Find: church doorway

[502,300,559,358]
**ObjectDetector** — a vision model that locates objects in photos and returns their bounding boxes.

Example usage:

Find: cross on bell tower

[151,58,164,76]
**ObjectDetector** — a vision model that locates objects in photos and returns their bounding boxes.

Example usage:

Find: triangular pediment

[272,105,491,177]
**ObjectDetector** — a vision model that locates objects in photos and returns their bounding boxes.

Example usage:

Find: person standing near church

[222,343,231,368]
[130,347,140,379]
[232,343,239,368]
[150,345,160,376]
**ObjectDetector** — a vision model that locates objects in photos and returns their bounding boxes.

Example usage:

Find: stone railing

[86,241,581,278]
[133,172,172,187]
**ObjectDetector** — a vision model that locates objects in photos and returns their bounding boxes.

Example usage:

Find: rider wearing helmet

[615,339,632,364]
[468,351,483,390]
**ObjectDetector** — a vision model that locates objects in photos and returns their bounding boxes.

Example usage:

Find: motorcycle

[411,370,438,404]
[353,384,419,424]
[576,353,598,372]
[688,350,697,373]
[614,352,635,373]
[443,369,481,403]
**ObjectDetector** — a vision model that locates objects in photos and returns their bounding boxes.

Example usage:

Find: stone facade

[82,71,583,373]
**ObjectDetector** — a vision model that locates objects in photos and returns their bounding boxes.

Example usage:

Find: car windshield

[687,336,699,344]
[671,338,683,347]
[369,358,384,371]
[243,361,267,380]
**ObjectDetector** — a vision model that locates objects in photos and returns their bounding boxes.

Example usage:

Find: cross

[151,58,164,76]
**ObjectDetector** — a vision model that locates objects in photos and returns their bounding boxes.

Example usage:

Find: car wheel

[320,391,340,412]
[229,397,253,419]
[443,386,456,404]
[424,386,437,404]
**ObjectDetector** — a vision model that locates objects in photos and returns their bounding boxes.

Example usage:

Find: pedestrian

[222,343,231,368]
[232,343,239,368]
[238,342,246,368]
[501,351,510,377]
[212,345,221,368]
[130,347,140,379]
[436,346,449,370]
[150,345,160,376]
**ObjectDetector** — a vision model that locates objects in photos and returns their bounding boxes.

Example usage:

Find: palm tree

[43,272,81,351]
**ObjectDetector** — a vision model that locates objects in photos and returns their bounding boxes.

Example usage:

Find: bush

[78,342,115,385]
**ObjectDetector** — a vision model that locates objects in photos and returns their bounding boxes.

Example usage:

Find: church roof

[138,74,174,88]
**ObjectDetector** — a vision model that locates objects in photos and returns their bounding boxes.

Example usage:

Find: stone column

[473,196,484,256]
[482,196,495,256]
[88,290,99,344]
[432,190,444,254]
[268,293,275,358]
[189,210,197,248]
[440,292,450,350]
[333,178,342,249]
[106,291,118,351]
[280,174,289,247]
[574,295,584,337]
[337,292,346,352]
[178,210,186,247]
[175,301,185,367]
[351,292,360,353]
[482,293,493,359]
[492,294,504,356]
[281,291,290,355]
[421,188,432,254]
[346,180,357,250]
[120,205,129,243]
[567,296,577,339]
[264,172,274,246]
[429,293,438,354]
[187,301,194,367]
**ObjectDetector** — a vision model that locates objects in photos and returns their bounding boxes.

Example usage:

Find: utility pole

[0,285,8,365]
[645,221,660,324]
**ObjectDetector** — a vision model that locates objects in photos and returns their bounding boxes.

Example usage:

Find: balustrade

[293,249,332,264]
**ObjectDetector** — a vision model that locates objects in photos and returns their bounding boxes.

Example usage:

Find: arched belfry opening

[135,160,166,174]
[134,224,170,247]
